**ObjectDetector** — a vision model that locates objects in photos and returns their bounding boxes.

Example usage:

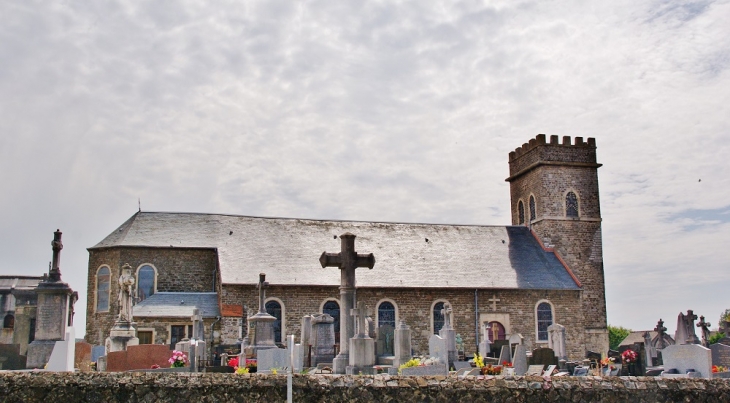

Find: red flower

[228,357,239,368]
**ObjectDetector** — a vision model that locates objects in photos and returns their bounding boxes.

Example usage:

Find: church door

[487,321,506,342]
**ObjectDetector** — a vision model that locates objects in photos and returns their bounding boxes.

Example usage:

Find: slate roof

[0,276,43,291]
[92,212,580,290]
[132,292,220,318]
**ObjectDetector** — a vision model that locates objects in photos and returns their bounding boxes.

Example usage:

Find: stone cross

[684,310,700,344]
[440,303,453,330]
[320,232,375,373]
[489,295,500,311]
[653,318,669,350]
[49,229,63,282]
[697,315,711,348]
[192,308,203,340]
[256,273,269,314]
[350,301,369,338]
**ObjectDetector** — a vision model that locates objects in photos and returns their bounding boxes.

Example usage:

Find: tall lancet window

[566,191,579,218]
[518,201,525,225]
[529,195,536,222]
[96,266,110,312]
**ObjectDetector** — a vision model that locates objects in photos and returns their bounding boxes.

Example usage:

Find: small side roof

[0,276,43,291]
[132,292,220,318]
[93,212,581,290]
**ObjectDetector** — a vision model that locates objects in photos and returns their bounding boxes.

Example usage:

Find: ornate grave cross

[192,308,203,340]
[256,273,269,314]
[654,318,669,349]
[320,232,375,371]
[440,303,453,330]
[489,295,500,311]
[350,301,369,338]
[685,310,700,344]
[697,315,712,347]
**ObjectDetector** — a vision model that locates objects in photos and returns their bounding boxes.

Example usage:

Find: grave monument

[438,302,457,368]
[393,319,412,368]
[310,313,336,365]
[347,301,375,374]
[320,232,375,374]
[547,323,567,360]
[26,230,77,369]
[105,263,139,353]
[248,273,277,354]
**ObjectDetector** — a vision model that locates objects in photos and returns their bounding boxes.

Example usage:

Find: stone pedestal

[105,321,139,353]
[348,336,375,369]
[249,312,278,354]
[393,320,412,368]
[26,273,74,368]
[439,327,456,369]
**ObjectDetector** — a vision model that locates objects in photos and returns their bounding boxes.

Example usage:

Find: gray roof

[132,292,220,318]
[92,212,580,290]
[0,276,43,291]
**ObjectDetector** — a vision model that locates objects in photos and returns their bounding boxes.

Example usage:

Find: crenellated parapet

[506,134,600,182]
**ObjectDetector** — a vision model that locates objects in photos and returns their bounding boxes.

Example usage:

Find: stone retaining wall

[1,373,730,402]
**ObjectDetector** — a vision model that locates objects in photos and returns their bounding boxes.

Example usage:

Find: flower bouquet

[713,365,727,373]
[168,350,188,368]
[245,359,257,373]
[621,350,638,364]
[481,364,502,375]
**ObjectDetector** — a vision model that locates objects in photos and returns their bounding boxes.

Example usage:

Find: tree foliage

[608,324,631,350]
[709,332,726,345]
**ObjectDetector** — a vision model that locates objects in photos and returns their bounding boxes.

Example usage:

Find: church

[84,134,609,360]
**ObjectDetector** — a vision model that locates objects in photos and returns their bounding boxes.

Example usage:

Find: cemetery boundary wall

[1,372,730,402]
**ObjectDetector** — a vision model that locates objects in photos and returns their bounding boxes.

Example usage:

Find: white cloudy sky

[1,0,729,338]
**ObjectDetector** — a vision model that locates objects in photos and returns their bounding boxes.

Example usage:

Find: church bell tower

[506,134,608,353]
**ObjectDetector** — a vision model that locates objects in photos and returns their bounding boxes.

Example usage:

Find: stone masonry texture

[1,373,730,403]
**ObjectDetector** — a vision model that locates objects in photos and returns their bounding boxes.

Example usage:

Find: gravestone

[526,365,544,375]
[508,333,523,349]
[697,316,712,348]
[106,344,175,372]
[710,343,730,368]
[717,337,730,346]
[491,340,509,358]
[393,319,412,368]
[248,273,277,354]
[311,313,336,365]
[401,364,448,376]
[543,364,557,376]
[376,324,395,357]
[257,348,290,373]
[547,324,567,360]
[320,232,375,374]
[91,345,106,363]
[453,361,472,370]
[292,343,303,372]
[573,366,589,376]
[529,347,558,367]
[27,230,77,369]
[348,301,375,373]
[300,315,313,366]
[498,345,511,365]
[429,334,448,366]
[512,345,528,376]
[0,344,27,370]
[75,340,93,371]
[479,323,491,356]
[438,303,457,368]
[661,344,712,378]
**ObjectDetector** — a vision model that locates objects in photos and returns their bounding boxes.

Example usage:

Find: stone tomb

[512,345,528,376]
[429,334,448,367]
[311,313,336,365]
[661,344,712,379]
[74,340,93,371]
[393,320,412,368]
[529,347,558,368]
[106,344,176,372]
[348,301,375,374]
[375,324,395,361]
[0,344,27,370]
[257,348,290,373]
[401,364,448,376]
[710,343,730,368]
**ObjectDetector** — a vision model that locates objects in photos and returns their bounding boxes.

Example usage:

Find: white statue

[118,263,135,322]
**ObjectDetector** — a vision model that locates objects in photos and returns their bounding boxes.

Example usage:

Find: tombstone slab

[106,344,176,372]
[429,335,448,366]
[0,344,27,370]
[529,347,558,367]
[400,364,448,376]
[311,313,336,365]
[498,345,511,365]
[661,344,712,379]
[257,348,290,373]
[512,345,528,376]
[710,343,730,369]
[393,320,412,368]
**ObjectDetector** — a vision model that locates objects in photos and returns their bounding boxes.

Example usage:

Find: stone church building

[85,134,608,360]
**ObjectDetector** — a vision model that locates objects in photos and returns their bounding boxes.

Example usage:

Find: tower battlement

[507,134,600,182]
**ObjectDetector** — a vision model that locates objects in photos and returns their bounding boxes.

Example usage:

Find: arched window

[536,301,554,341]
[566,191,579,218]
[377,301,396,328]
[96,266,110,312]
[518,201,525,225]
[266,300,282,343]
[3,314,14,329]
[529,195,536,221]
[433,302,445,334]
[322,300,340,343]
[137,265,156,302]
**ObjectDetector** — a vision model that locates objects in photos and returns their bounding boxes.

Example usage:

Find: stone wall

[1,373,729,403]
[222,284,585,359]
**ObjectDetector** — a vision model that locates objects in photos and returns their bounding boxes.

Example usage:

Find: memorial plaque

[711,343,730,368]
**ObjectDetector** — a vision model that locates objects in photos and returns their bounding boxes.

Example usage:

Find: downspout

[474,289,479,355]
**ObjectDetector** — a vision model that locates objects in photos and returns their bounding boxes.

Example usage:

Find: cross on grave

[697,315,712,348]
[192,308,203,340]
[350,301,369,338]
[320,232,375,373]
[256,273,269,314]
[654,318,670,349]
[489,295,500,311]
[440,303,453,330]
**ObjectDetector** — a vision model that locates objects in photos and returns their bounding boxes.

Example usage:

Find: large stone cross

[256,273,269,314]
[697,315,711,347]
[320,232,375,373]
